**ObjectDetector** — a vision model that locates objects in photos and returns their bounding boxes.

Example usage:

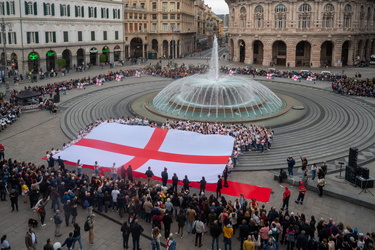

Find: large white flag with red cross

[54,123,235,183]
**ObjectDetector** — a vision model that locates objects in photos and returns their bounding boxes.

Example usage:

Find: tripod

[359,178,374,196]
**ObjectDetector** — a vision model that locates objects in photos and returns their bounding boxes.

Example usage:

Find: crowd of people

[0,102,19,131]
[332,78,375,97]
[0,154,375,250]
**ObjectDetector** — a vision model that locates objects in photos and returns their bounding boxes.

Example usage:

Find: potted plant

[57,58,66,71]
[99,54,107,65]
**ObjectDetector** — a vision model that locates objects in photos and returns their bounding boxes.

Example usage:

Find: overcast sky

[205,0,229,14]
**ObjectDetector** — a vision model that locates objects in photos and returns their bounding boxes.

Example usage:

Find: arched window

[344,4,352,29]
[275,4,286,29]
[323,4,334,28]
[240,7,246,28]
[298,4,311,29]
[360,6,365,28]
[254,5,264,29]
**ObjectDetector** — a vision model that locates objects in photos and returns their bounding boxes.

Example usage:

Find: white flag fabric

[54,123,234,183]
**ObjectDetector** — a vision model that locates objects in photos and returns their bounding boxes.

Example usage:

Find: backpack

[151,236,157,246]
[83,200,90,208]
[84,219,90,231]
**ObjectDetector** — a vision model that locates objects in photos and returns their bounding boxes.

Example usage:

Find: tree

[57,58,66,69]
[99,54,107,64]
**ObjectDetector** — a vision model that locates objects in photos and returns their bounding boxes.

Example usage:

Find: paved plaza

[0,58,375,249]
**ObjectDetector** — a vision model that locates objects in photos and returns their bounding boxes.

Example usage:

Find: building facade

[225,0,375,68]
[124,0,196,60]
[1,0,124,74]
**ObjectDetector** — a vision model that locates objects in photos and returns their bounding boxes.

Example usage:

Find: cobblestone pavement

[0,59,374,250]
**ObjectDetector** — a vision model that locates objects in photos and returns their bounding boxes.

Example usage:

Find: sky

[205,0,229,14]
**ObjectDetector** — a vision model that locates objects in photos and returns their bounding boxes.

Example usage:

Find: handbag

[37,207,44,213]
[192,221,197,234]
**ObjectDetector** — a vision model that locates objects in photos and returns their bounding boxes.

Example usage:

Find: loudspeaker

[362,167,370,179]
[349,147,358,168]
[355,176,374,189]
[53,94,60,103]
[345,166,357,184]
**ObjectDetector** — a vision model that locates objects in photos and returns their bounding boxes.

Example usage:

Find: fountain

[149,36,286,122]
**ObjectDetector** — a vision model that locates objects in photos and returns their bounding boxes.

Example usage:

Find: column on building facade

[262,41,272,67]
[310,38,321,68]
[244,38,253,64]
[232,40,238,62]
[144,44,147,59]
[332,41,343,67]
[286,42,297,68]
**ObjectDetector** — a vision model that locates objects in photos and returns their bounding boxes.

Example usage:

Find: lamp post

[171,23,175,67]
[1,18,13,96]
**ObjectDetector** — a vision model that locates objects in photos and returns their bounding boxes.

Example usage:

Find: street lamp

[1,18,13,96]
[171,23,175,67]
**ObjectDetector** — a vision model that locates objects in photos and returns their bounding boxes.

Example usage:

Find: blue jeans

[72,235,83,249]
[152,242,160,250]
[311,170,316,181]
[187,220,194,233]
[224,237,232,250]
[212,236,220,250]
[288,166,293,176]
[51,200,60,212]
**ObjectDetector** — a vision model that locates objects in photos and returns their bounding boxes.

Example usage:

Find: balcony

[124,7,147,12]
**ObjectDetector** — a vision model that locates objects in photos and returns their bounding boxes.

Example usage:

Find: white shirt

[111,189,120,202]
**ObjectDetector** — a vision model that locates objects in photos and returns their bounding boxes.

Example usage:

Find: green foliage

[57,58,66,68]
[99,54,107,63]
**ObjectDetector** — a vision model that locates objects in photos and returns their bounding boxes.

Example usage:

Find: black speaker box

[349,147,358,168]
[362,168,370,179]
[345,166,357,184]
[355,176,374,189]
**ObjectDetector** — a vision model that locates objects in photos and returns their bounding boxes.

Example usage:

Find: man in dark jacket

[163,211,173,240]
[130,219,144,250]
[210,220,222,250]
[145,167,154,187]
[216,175,223,198]
[161,167,168,186]
[239,219,250,250]
[297,230,309,250]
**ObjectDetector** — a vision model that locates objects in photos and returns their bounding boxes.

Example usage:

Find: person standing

[25,227,37,250]
[71,197,78,224]
[163,211,173,240]
[198,176,206,195]
[210,220,222,250]
[53,210,63,237]
[94,161,100,176]
[172,173,179,194]
[0,144,5,160]
[72,223,83,250]
[239,219,250,250]
[287,157,295,177]
[281,186,291,211]
[176,209,186,238]
[317,176,325,197]
[87,214,96,245]
[9,188,18,212]
[43,238,53,250]
[37,197,49,226]
[285,224,296,250]
[216,175,223,199]
[166,233,176,250]
[0,235,10,250]
[127,165,133,182]
[223,222,234,250]
[63,199,72,226]
[243,235,255,250]
[311,163,317,181]
[121,221,130,249]
[130,219,144,250]
[186,206,197,233]
[161,167,168,187]
[295,182,307,204]
[301,156,308,176]
[194,217,205,248]
[183,175,190,191]
[112,163,118,180]
[223,167,229,188]
[145,166,154,187]
[151,227,162,250]
[61,232,75,250]
[76,160,83,176]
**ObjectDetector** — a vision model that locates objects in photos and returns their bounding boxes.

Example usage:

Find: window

[152,14,157,19]
[152,23,157,31]
[275,4,286,13]
[91,31,95,41]
[45,31,56,43]
[75,6,84,17]
[141,3,145,9]
[78,31,82,41]
[25,1,37,15]
[8,32,17,44]
[162,14,168,19]
[26,31,39,44]
[162,2,167,10]
[299,4,311,12]
[103,31,107,40]
[162,23,168,31]
[115,31,119,40]
[60,4,70,16]
[44,3,55,16]
[177,14,180,20]
[170,14,175,19]
[325,4,334,12]
[240,7,246,28]
[113,9,120,19]
[170,2,175,10]
[132,3,136,8]
[177,2,180,9]
[88,7,97,18]
[255,5,263,13]
[5,1,16,15]
[134,13,138,19]
[152,2,157,10]
[323,4,334,29]
[344,4,352,28]
[0,2,4,15]
[101,8,109,18]
[63,31,68,42]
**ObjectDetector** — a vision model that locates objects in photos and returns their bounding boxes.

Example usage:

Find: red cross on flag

[135,71,141,77]
[77,83,83,89]
[292,75,298,81]
[96,78,102,85]
[116,74,121,81]
[266,74,272,79]
[54,123,235,183]
[229,70,233,75]
[307,76,313,81]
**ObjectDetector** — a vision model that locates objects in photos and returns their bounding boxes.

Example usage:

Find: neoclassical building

[1,0,124,73]
[225,0,375,68]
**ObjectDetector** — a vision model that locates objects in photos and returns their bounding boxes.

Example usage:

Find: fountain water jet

[150,36,285,122]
